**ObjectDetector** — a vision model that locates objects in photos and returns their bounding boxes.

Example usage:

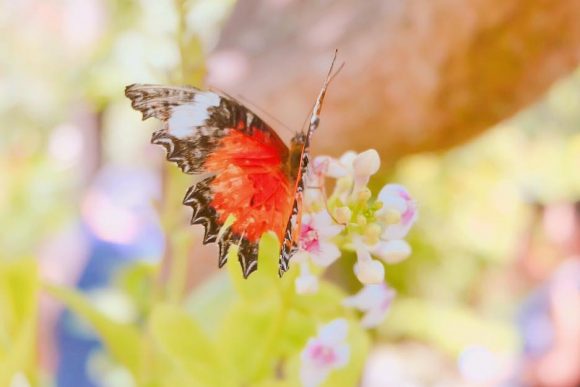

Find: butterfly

[125,52,341,278]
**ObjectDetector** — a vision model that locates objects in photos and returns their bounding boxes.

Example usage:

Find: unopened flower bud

[354,259,385,284]
[339,151,358,167]
[356,214,367,226]
[357,187,372,202]
[372,240,411,264]
[353,238,385,284]
[353,149,380,177]
[334,206,352,224]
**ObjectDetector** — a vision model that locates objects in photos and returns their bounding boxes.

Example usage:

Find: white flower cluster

[296,149,418,386]
[294,149,417,292]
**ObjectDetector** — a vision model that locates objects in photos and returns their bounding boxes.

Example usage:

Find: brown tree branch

[208,0,580,164]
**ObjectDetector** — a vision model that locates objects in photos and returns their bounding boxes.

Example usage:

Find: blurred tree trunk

[208,0,580,164]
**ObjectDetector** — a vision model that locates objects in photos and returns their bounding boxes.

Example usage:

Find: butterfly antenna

[306,49,344,136]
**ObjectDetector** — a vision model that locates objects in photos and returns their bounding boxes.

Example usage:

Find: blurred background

[1,0,580,386]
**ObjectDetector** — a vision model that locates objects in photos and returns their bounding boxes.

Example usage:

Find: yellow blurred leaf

[0,259,38,386]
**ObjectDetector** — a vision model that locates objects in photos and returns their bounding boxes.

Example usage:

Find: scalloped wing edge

[182,176,259,278]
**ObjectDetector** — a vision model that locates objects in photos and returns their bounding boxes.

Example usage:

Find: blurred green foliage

[1,0,580,385]
[46,233,370,386]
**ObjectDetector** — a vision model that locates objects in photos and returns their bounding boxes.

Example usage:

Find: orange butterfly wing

[126,84,296,277]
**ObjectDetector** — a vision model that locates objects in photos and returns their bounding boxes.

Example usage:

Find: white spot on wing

[167,92,220,138]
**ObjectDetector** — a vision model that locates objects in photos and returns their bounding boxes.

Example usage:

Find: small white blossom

[300,319,350,387]
[299,211,343,267]
[294,211,343,295]
[378,184,417,240]
[343,284,396,328]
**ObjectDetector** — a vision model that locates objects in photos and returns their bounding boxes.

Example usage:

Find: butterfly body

[125,54,338,278]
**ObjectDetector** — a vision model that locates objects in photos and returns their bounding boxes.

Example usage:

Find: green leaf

[44,284,142,375]
[185,271,235,337]
[148,303,232,386]
[277,309,317,357]
[216,298,282,384]
[227,231,286,300]
[291,281,349,318]
[116,261,157,317]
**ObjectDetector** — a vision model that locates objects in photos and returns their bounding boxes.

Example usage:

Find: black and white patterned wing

[126,84,294,278]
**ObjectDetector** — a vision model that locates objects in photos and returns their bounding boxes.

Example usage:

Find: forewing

[126,84,294,277]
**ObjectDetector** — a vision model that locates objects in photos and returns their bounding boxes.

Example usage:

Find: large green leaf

[290,282,349,319]
[44,284,142,375]
[185,271,235,337]
[215,298,282,384]
[227,231,289,300]
[148,303,233,387]
[276,309,317,358]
